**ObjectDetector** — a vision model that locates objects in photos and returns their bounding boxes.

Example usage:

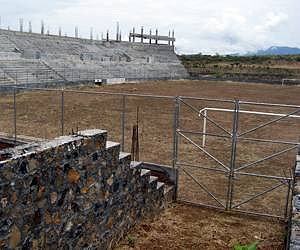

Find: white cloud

[0,0,299,54]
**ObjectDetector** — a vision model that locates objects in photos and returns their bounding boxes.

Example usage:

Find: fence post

[226,99,240,211]
[173,96,180,200]
[121,95,126,151]
[61,89,64,136]
[284,179,292,220]
[13,87,17,142]
[202,109,207,147]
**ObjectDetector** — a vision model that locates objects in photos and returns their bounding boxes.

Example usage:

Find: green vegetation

[233,241,258,250]
[179,54,300,82]
[127,235,136,247]
[179,54,300,65]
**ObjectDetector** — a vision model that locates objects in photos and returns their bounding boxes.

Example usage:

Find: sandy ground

[1,79,299,249]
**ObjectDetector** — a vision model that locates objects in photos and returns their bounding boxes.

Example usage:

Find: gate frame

[173,96,299,220]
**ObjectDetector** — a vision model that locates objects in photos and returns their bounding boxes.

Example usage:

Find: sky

[0,0,299,54]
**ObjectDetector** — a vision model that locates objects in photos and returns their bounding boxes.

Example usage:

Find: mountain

[248,46,300,56]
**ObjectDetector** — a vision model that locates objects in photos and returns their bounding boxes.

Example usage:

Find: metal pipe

[181,167,226,208]
[227,100,239,210]
[177,131,230,171]
[236,145,298,172]
[236,171,292,181]
[177,162,228,173]
[202,109,207,147]
[179,98,232,136]
[231,181,285,209]
[240,100,300,109]
[13,86,174,98]
[238,137,299,146]
[177,198,225,211]
[178,129,232,140]
[284,179,292,220]
[173,97,180,200]
[239,108,300,137]
[199,107,300,119]
[230,208,285,220]
[180,95,234,103]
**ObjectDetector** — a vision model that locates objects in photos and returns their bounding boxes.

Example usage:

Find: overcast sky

[0,0,299,54]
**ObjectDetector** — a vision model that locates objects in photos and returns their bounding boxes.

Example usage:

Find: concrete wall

[0,129,167,249]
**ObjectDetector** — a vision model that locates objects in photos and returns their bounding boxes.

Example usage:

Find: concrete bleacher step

[0,27,189,83]
[0,59,65,85]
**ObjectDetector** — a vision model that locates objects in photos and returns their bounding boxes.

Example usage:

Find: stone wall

[0,129,167,249]
[289,146,300,249]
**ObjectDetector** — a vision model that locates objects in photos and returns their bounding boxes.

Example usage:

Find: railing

[199,107,300,147]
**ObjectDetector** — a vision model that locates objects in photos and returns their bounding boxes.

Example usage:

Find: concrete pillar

[141,26,144,43]
[19,18,23,32]
[106,30,109,41]
[168,30,171,46]
[90,27,93,40]
[172,30,175,47]
[149,29,152,44]
[75,26,78,38]
[59,27,62,36]
[133,27,135,42]
[41,20,44,35]
[116,22,119,41]
[119,30,122,41]
[155,29,158,44]
[129,30,131,42]
[28,21,32,33]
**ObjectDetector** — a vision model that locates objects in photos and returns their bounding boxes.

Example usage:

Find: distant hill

[247,46,300,56]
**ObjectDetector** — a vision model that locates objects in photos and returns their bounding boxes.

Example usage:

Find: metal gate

[174,96,300,220]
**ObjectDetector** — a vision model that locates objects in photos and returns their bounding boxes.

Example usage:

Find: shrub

[233,241,257,250]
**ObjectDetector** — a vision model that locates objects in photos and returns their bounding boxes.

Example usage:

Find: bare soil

[115,203,285,250]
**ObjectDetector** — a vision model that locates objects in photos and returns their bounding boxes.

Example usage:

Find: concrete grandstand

[0,28,188,87]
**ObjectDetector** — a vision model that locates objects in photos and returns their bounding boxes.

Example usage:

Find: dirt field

[1,79,300,249]
[116,203,285,250]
